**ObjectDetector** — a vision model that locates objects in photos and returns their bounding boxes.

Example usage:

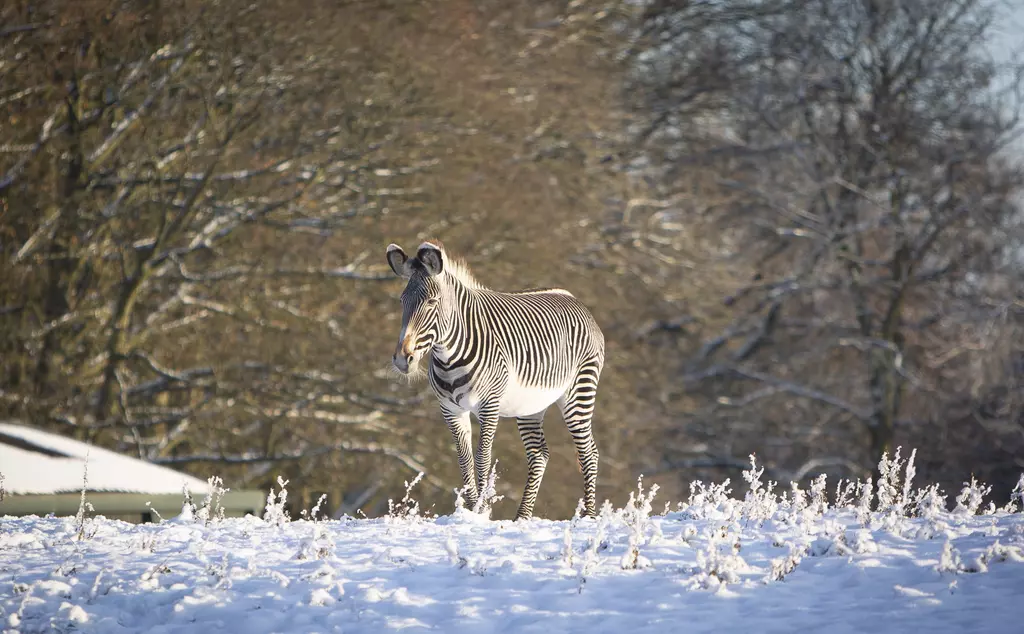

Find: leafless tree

[0,0,447,505]
[623,0,1024,491]
[1,0,661,518]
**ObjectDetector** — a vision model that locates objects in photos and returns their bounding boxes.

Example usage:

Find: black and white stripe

[387,241,604,519]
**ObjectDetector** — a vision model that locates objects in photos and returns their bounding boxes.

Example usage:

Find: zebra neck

[433,282,480,371]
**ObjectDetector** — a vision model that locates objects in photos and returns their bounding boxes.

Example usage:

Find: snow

[0,422,209,495]
[2,461,1024,634]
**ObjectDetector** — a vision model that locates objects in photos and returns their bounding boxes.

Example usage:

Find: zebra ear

[417,243,444,277]
[386,244,410,278]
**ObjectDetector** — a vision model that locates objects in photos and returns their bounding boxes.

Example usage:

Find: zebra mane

[418,240,484,290]
[444,257,485,290]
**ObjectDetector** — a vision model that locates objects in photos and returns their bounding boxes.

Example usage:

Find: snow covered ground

[2,452,1024,634]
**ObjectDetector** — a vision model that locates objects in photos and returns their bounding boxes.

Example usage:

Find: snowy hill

[2,452,1023,634]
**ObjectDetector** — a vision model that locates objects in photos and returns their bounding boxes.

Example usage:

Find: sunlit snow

[2,455,1023,633]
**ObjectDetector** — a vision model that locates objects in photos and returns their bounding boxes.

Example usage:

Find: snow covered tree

[624,0,1024,488]
[0,0,445,503]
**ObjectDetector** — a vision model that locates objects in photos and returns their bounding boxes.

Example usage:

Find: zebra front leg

[559,360,602,517]
[473,403,501,507]
[514,411,549,520]
[444,409,478,509]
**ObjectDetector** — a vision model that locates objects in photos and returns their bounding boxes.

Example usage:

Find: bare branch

[686,365,872,421]
[0,105,63,193]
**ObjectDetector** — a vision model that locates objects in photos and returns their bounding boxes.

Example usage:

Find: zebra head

[386,241,446,375]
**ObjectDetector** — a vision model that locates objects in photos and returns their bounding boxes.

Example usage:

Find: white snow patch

[0,422,209,495]
[1,468,1023,633]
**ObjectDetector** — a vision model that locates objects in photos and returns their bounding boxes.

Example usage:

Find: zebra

[386,240,605,519]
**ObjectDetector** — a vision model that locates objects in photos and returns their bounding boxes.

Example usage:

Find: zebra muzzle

[392,350,415,373]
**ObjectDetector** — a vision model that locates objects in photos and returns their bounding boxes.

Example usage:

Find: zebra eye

[425,298,440,307]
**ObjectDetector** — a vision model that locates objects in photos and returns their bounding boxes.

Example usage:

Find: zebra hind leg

[558,362,601,517]
[514,411,549,520]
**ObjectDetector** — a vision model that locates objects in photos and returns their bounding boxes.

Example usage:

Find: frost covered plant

[936,539,963,575]
[954,476,992,517]
[452,486,468,513]
[914,484,947,519]
[766,543,804,583]
[131,531,159,554]
[780,476,824,526]
[207,553,231,586]
[0,471,6,503]
[89,567,111,601]
[562,499,587,568]
[10,582,36,628]
[910,484,950,540]
[807,519,850,557]
[741,454,777,525]
[786,482,807,524]
[300,493,329,522]
[876,451,899,511]
[620,476,659,570]
[848,529,879,554]
[179,483,197,523]
[683,479,734,520]
[296,501,335,561]
[900,450,917,511]
[577,501,613,593]
[856,477,874,527]
[471,462,505,518]
[877,447,917,524]
[975,541,1024,569]
[1001,474,1024,513]
[679,523,698,545]
[387,472,425,523]
[808,474,829,518]
[264,476,291,527]
[959,541,1022,573]
[561,523,575,569]
[75,457,96,541]
[691,525,747,590]
[146,502,165,523]
[445,533,468,569]
[834,478,858,509]
[196,476,230,526]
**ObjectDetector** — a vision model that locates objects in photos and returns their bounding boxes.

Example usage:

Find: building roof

[0,422,210,496]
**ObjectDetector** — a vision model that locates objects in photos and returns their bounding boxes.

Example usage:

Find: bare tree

[0,0,447,504]
[623,0,1024,490]
[1,0,661,518]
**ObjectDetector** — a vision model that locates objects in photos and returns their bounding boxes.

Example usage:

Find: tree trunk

[33,93,84,406]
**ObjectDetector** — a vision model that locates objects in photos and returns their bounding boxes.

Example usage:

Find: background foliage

[2,0,1021,518]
